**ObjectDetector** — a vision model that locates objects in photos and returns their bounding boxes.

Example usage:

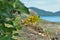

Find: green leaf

[6,27,17,32]
[14,0,30,14]
[17,26,22,30]
[1,34,12,40]
[14,33,19,36]
[4,20,13,25]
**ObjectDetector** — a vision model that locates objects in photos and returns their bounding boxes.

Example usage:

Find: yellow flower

[23,15,40,25]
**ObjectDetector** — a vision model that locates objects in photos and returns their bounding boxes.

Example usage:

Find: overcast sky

[20,0,60,12]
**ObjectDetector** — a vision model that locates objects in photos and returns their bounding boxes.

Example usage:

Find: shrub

[0,0,29,40]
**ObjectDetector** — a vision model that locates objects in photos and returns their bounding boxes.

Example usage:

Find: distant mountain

[29,7,60,16]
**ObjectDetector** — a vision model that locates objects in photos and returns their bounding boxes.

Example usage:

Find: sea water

[41,16,60,22]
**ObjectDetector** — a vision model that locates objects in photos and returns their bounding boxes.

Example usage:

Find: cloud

[20,0,60,12]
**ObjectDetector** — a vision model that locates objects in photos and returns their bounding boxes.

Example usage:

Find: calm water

[41,16,60,22]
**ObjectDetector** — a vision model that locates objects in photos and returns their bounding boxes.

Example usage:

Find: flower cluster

[23,15,40,25]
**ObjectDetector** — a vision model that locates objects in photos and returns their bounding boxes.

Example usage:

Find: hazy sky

[20,0,60,12]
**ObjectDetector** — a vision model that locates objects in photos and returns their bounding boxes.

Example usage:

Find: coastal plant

[0,0,29,40]
[22,15,40,25]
